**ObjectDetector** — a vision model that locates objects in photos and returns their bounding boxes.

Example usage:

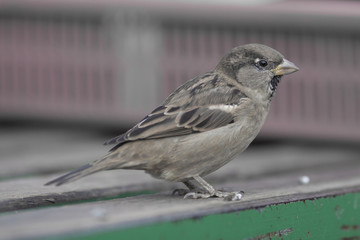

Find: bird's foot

[184,192,211,199]
[183,190,244,201]
[181,176,243,201]
[173,187,206,196]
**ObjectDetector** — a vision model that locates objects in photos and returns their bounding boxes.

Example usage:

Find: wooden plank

[0,170,180,212]
[0,139,358,212]
[2,126,360,239]
[0,165,360,240]
[1,144,359,212]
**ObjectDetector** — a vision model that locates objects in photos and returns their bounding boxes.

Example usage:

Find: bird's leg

[172,180,206,196]
[184,180,204,191]
[184,175,243,201]
[183,176,214,199]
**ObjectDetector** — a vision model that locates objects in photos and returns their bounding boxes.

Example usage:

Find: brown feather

[105,72,248,151]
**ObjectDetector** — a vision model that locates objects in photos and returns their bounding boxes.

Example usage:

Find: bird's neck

[233,83,271,109]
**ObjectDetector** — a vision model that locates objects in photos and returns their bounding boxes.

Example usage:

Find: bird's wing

[105,73,248,151]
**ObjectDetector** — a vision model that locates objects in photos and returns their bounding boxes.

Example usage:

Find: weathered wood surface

[1,126,360,239]
[0,171,178,212]
[1,140,359,212]
[1,165,360,240]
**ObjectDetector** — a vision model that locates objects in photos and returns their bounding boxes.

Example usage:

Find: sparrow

[46,43,299,200]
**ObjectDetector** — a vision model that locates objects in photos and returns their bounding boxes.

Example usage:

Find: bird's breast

[146,101,269,181]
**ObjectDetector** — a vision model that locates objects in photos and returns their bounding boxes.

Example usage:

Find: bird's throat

[269,75,282,99]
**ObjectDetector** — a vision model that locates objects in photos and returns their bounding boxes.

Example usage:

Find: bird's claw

[183,190,244,201]
[212,190,244,201]
[184,192,211,199]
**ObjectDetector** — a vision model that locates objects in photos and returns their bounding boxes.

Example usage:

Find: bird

[45,43,299,200]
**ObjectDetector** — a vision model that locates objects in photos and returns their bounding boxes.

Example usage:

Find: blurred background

[0,0,360,178]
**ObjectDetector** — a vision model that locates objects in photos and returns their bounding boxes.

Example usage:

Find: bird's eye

[254,58,268,69]
[259,59,268,67]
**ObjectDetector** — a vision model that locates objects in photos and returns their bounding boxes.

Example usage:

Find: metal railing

[0,2,359,140]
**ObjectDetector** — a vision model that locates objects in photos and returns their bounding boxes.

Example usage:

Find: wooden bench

[1,127,360,239]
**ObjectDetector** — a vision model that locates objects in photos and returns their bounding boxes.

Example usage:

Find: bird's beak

[273,59,299,76]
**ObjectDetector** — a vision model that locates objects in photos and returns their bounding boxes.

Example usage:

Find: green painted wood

[50,192,360,240]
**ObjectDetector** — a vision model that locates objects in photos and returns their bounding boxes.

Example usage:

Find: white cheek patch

[208,104,238,112]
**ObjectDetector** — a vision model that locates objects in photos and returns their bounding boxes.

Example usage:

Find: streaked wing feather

[104,134,126,146]
[198,110,234,130]
[137,112,168,128]
[105,106,237,151]
[105,72,248,151]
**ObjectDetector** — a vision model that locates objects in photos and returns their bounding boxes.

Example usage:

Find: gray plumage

[46,43,299,200]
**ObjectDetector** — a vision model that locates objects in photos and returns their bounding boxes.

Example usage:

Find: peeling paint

[335,205,345,220]
[341,225,360,231]
[247,228,293,240]
[341,237,360,240]
[354,194,359,209]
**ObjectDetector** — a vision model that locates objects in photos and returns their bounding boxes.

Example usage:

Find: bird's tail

[45,153,124,186]
[45,163,100,186]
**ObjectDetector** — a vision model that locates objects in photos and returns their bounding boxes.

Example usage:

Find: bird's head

[215,43,299,101]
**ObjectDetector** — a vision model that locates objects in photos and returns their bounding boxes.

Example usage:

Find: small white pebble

[90,207,107,220]
[231,192,243,201]
[299,176,310,185]
[224,192,243,201]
